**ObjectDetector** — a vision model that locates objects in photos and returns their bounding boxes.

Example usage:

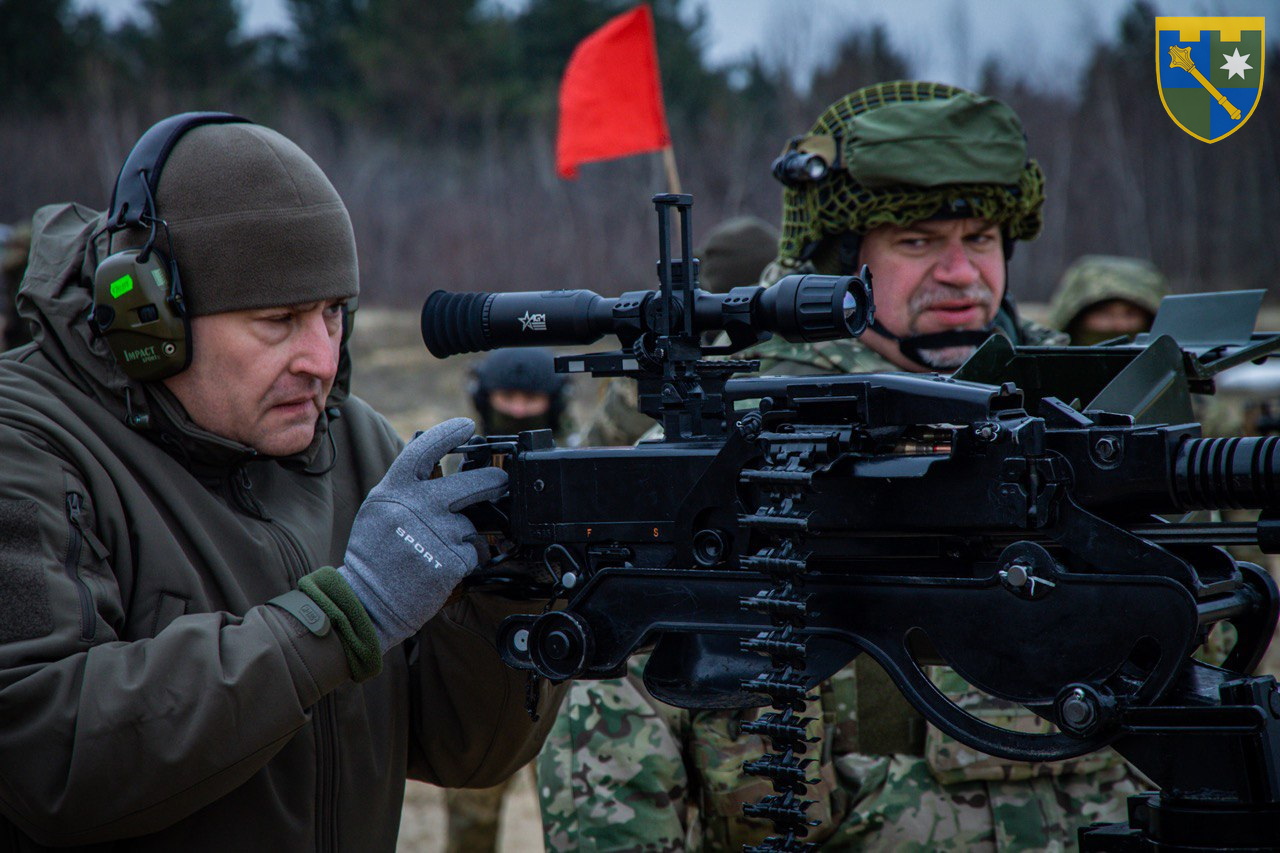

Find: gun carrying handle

[866,637,1116,764]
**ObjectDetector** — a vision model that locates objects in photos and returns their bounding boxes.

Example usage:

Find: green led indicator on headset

[109,274,134,299]
[150,267,167,290]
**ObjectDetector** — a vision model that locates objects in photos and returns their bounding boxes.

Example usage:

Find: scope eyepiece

[756,272,873,342]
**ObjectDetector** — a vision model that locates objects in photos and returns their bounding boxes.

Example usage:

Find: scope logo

[518,310,548,332]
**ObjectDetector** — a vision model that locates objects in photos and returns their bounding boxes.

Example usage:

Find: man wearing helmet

[752,80,1059,376]
[470,347,570,438]
[1046,255,1167,346]
[538,82,1140,852]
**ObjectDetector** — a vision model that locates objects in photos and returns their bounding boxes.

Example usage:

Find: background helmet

[1047,255,1168,334]
[469,347,569,435]
[696,216,779,293]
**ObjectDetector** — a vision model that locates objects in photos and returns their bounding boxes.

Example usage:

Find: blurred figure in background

[470,347,570,438]
[696,216,778,295]
[1,221,33,350]
[1046,255,1166,346]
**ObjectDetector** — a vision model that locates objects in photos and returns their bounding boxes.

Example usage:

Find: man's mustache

[909,282,997,315]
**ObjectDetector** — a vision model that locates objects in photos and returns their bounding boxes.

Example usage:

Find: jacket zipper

[246,470,339,852]
[230,466,269,519]
[64,493,96,642]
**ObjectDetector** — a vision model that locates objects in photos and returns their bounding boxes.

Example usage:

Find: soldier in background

[443,346,569,853]
[539,81,1141,852]
[469,347,569,438]
[573,216,779,447]
[1046,255,1166,345]
[696,216,778,296]
[1,221,32,349]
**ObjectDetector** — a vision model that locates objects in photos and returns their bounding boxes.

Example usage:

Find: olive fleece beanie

[146,123,359,316]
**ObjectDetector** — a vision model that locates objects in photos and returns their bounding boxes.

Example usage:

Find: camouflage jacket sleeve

[573,379,654,447]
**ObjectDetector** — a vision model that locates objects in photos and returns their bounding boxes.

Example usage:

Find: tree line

[1,0,1276,305]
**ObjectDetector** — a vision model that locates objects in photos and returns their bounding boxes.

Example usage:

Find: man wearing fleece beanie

[0,112,561,850]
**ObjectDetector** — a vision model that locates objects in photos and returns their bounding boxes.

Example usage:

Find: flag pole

[661,145,682,194]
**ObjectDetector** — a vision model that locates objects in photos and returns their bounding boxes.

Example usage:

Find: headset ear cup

[92,247,191,381]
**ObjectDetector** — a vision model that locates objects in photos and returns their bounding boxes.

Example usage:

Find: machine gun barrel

[1173,435,1280,510]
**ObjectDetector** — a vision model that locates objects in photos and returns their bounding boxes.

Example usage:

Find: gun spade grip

[421,290,492,358]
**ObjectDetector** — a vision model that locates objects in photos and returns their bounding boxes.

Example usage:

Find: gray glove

[339,418,508,651]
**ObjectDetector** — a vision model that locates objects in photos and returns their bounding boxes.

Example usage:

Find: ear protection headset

[90,112,249,382]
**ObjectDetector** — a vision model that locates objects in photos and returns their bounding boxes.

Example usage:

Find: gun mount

[423,195,1280,852]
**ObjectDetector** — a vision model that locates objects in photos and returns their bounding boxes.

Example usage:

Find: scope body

[421,273,872,359]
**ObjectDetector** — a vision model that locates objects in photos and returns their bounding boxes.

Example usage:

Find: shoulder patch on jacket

[0,499,54,641]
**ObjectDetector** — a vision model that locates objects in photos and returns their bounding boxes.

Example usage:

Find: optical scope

[421,273,873,359]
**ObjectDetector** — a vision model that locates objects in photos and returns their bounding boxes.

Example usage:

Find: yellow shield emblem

[1156,16,1264,143]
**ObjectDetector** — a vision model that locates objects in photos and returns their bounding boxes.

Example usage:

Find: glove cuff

[298,566,384,682]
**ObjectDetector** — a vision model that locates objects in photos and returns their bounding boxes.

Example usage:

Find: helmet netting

[779,81,1045,263]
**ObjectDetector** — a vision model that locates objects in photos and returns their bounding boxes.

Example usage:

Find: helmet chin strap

[866,319,994,371]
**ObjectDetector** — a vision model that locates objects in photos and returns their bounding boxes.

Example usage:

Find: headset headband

[108,111,249,228]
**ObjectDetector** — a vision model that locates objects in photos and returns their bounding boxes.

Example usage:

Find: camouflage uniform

[1045,255,1167,345]
[576,379,649,448]
[541,82,1145,850]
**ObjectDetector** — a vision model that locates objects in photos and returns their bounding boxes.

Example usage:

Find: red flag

[556,4,671,180]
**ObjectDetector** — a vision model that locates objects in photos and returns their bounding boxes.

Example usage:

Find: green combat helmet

[1047,255,1168,344]
[774,80,1044,268]
[771,81,1046,367]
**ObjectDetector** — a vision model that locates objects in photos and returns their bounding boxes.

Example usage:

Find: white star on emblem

[518,311,536,331]
[1221,47,1252,80]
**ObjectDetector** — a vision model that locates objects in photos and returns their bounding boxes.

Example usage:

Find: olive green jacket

[0,203,560,851]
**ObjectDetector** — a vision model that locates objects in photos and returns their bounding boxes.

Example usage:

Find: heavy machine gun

[422,195,1280,852]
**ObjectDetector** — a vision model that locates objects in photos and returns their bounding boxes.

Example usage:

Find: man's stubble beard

[905,280,997,371]
[914,344,978,371]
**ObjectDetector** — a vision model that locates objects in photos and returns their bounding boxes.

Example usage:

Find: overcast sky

[75,0,1280,94]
